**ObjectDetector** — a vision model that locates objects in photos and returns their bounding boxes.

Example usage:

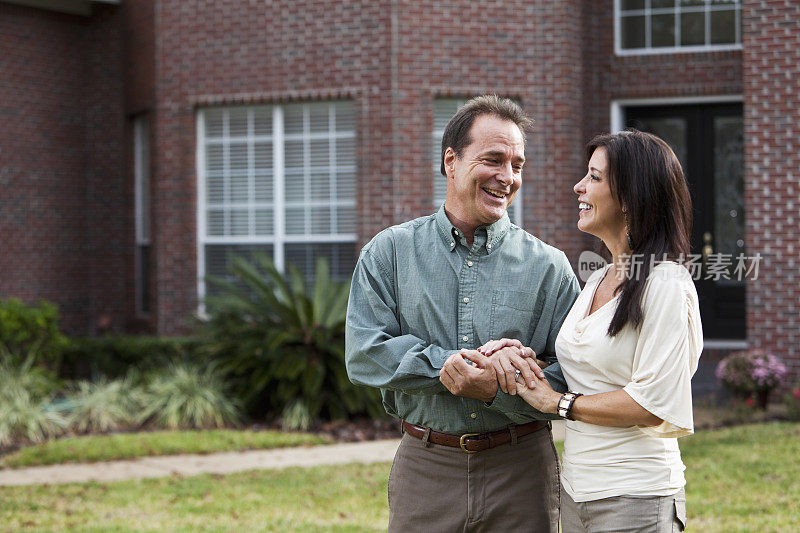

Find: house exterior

[1,0,798,390]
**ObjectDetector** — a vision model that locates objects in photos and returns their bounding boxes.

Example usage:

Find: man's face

[444,114,525,229]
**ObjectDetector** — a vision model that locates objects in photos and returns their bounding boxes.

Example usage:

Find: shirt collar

[434,204,511,254]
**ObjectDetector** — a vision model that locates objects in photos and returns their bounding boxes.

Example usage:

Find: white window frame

[432,98,523,227]
[133,115,151,316]
[196,103,357,313]
[614,0,742,56]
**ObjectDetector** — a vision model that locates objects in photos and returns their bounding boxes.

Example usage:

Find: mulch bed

[314,417,402,442]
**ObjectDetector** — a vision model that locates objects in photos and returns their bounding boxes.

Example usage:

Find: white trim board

[610,95,744,133]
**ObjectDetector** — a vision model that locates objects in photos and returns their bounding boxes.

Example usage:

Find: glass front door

[625,103,745,339]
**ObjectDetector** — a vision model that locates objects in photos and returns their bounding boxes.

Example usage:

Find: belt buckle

[459,433,480,454]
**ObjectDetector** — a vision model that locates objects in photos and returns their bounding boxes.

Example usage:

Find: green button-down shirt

[345,206,580,434]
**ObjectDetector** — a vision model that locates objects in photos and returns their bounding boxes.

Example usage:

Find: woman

[477,130,702,532]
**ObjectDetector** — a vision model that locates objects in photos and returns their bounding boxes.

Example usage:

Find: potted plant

[715,349,787,409]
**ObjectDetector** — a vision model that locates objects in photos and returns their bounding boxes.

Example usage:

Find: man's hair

[440,95,533,176]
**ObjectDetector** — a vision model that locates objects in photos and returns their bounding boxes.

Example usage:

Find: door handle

[702,231,713,266]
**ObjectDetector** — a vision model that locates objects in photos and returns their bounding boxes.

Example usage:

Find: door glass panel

[714,115,745,258]
[629,117,688,172]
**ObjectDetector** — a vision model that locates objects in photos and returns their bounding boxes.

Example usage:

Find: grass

[0,430,329,469]
[0,462,390,532]
[681,422,800,532]
[0,422,797,532]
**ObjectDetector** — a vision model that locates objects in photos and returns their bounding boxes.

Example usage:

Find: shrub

[0,298,68,372]
[0,359,67,448]
[66,376,143,434]
[61,336,203,380]
[784,384,800,422]
[202,254,383,423]
[137,362,242,430]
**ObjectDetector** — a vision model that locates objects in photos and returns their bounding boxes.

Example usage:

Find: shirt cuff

[484,391,561,421]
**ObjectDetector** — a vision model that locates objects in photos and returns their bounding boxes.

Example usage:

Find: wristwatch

[557,391,583,420]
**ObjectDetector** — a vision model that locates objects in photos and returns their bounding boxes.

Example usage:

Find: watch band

[557,391,583,420]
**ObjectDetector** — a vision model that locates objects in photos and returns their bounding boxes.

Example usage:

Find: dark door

[625,103,745,339]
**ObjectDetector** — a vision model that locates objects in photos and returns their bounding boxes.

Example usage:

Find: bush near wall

[60,336,204,380]
[0,298,69,372]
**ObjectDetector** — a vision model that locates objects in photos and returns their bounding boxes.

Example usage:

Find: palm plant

[203,254,383,426]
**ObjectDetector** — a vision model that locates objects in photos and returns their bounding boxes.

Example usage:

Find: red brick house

[1,0,798,390]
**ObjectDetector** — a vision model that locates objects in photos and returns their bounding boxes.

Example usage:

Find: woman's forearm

[569,389,662,427]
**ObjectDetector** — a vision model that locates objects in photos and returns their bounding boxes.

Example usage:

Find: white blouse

[556,261,703,502]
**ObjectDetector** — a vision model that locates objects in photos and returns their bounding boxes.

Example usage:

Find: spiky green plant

[202,254,383,423]
[0,358,67,447]
[66,377,142,434]
[137,362,242,430]
[280,399,313,431]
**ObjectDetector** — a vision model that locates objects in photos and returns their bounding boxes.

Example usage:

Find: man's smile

[482,187,509,199]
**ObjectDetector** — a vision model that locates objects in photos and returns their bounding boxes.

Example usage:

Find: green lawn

[0,430,328,468]
[0,422,798,532]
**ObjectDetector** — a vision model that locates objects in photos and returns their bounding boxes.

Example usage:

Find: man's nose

[497,162,514,184]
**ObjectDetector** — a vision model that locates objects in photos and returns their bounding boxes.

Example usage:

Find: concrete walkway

[0,421,564,487]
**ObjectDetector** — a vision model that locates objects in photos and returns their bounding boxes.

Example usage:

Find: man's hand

[478,338,551,392]
[439,350,498,403]
[488,346,545,396]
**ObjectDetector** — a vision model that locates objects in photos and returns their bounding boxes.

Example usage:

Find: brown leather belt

[402,420,549,453]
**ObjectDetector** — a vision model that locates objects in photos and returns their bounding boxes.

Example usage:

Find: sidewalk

[0,421,564,487]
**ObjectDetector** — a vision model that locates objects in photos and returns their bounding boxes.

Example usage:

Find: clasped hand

[439,338,552,403]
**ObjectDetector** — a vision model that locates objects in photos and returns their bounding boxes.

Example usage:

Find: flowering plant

[715,349,787,394]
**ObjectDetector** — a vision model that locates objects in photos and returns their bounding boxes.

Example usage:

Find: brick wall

[145,0,603,333]
[0,3,125,334]
[743,0,800,386]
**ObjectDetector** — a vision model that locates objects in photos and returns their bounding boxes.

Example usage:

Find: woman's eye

[590,174,600,181]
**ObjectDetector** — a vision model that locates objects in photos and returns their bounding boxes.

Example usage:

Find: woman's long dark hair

[586,130,693,336]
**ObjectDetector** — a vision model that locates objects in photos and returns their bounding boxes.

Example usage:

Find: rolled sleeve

[345,245,449,395]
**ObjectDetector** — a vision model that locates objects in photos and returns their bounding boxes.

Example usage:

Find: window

[133,115,151,315]
[432,99,522,226]
[197,102,357,304]
[616,0,741,54]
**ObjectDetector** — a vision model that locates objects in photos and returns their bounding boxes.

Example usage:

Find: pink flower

[793,388,800,400]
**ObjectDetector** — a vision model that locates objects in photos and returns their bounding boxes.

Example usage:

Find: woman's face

[573,147,627,243]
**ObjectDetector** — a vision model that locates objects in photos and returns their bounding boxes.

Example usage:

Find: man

[345,95,579,531]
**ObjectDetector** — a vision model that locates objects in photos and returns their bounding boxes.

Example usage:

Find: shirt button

[470,412,477,419]
[467,261,473,267]
[462,335,469,342]
[487,243,492,249]
[463,297,470,304]
[450,241,455,247]
[454,230,459,235]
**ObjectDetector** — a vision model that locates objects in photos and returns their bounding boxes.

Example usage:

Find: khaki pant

[561,487,687,533]
[387,424,560,532]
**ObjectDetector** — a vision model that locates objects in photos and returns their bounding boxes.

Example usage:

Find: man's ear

[444,147,457,177]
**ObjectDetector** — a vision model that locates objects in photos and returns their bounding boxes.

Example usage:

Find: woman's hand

[514,365,560,414]
[464,345,542,396]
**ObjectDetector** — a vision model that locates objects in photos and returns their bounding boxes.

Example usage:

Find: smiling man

[345,95,579,532]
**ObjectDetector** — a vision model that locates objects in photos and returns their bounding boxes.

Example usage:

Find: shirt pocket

[482,289,544,343]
